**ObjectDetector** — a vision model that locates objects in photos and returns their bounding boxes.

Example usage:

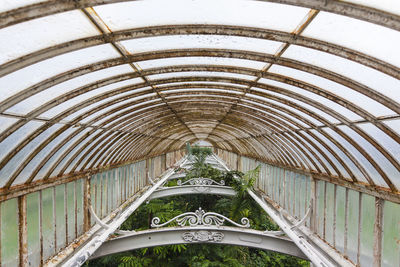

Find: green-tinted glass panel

[27,192,40,266]
[335,185,346,253]
[325,182,335,245]
[360,193,374,266]
[1,198,19,267]
[42,187,55,262]
[382,201,400,267]
[55,184,66,251]
[76,179,84,236]
[347,189,360,263]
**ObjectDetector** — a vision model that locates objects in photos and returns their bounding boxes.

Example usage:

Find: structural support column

[373,197,383,267]
[83,177,91,232]
[18,195,28,267]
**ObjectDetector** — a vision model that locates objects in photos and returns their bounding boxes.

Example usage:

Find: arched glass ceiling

[0,0,400,198]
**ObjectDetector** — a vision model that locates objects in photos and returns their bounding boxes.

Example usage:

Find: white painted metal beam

[148,185,236,200]
[90,226,307,260]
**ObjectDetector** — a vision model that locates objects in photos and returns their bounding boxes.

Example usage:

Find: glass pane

[41,187,55,262]
[55,184,66,252]
[8,65,133,115]
[323,127,386,187]
[259,77,362,121]
[268,65,394,117]
[359,193,375,266]
[342,0,400,16]
[1,198,19,267]
[338,125,400,189]
[303,11,400,68]
[347,189,360,263]
[335,185,346,254]
[0,44,120,103]
[0,11,98,64]
[382,200,400,267]
[149,71,255,81]
[94,0,309,31]
[27,192,40,267]
[66,181,76,243]
[137,57,266,70]
[0,0,48,13]
[282,45,400,104]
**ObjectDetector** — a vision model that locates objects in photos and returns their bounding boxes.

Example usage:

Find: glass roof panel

[148,71,255,81]
[7,65,134,115]
[300,130,351,179]
[94,0,309,31]
[268,65,395,117]
[0,0,48,13]
[137,57,266,70]
[38,77,144,119]
[247,91,327,126]
[258,78,362,121]
[323,127,387,187]
[309,129,367,183]
[338,125,400,189]
[0,123,64,187]
[0,121,43,163]
[341,0,400,16]
[0,10,98,64]
[0,44,121,102]
[47,129,103,178]
[32,127,93,182]
[282,45,400,104]
[11,127,76,186]
[302,11,400,68]
[121,35,283,55]
[0,116,19,133]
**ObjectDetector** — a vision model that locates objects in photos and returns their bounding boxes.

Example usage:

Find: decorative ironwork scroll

[151,207,250,228]
[182,230,224,242]
[177,177,225,186]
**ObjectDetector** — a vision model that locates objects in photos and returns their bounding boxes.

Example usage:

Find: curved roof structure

[1,0,400,201]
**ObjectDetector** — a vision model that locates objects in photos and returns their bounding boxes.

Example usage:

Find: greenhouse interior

[0,0,400,266]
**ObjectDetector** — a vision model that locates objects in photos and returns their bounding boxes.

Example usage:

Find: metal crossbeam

[90,226,306,260]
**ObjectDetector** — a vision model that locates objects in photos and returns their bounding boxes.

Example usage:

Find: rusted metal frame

[75,132,128,172]
[4,61,397,162]
[237,98,351,178]
[2,89,161,185]
[2,0,400,31]
[248,82,400,185]
[36,102,172,181]
[373,197,383,267]
[0,74,378,189]
[230,99,361,183]
[226,108,311,168]
[81,8,198,142]
[95,113,181,166]
[230,84,381,186]
[203,9,319,142]
[0,152,170,202]
[95,122,178,167]
[1,62,396,175]
[2,23,399,82]
[230,87,372,184]
[56,108,174,174]
[26,100,172,182]
[292,130,343,177]
[281,131,328,174]
[3,49,399,124]
[18,194,28,267]
[83,177,90,232]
